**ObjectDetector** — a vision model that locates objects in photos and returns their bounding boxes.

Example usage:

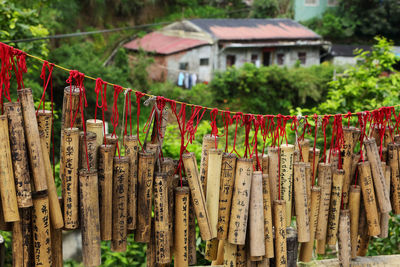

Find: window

[251,54,258,64]
[200,58,209,66]
[298,52,306,65]
[328,0,338,6]
[277,53,285,65]
[304,0,318,6]
[226,55,236,67]
[179,62,188,70]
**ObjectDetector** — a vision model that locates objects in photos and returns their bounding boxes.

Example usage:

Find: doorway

[263,52,271,66]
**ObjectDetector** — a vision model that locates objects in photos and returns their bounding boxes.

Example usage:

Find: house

[294,0,338,21]
[124,18,327,83]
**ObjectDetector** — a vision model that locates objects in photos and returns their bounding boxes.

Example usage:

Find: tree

[250,0,293,18]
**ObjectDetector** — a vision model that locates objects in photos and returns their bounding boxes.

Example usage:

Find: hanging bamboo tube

[228,158,253,245]
[299,186,321,262]
[262,155,269,174]
[0,199,11,231]
[182,152,212,240]
[358,161,381,236]
[135,151,155,243]
[273,200,287,267]
[86,119,104,146]
[212,240,224,265]
[223,242,237,267]
[32,191,52,267]
[357,203,369,256]
[205,239,219,261]
[36,109,52,154]
[161,158,176,248]
[40,132,64,229]
[349,185,360,259]
[200,134,218,194]
[61,127,79,229]
[79,168,101,266]
[249,171,265,257]
[305,163,312,211]
[154,173,170,264]
[299,139,310,162]
[61,86,82,129]
[236,245,246,267]
[293,162,310,243]
[18,89,48,192]
[351,154,361,182]
[188,198,197,265]
[364,138,392,213]
[287,227,299,267]
[388,143,400,214]
[174,186,189,267]
[3,102,32,208]
[338,209,351,267]
[98,144,113,240]
[207,149,223,238]
[12,208,33,267]
[146,219,156,267]
[124,135,139,230]
[111,157,129,251]
[316,163,332,241]
[326,169,344,246]
[268,147,279,202]
[0,115,19,222]
[342,127,354,207]
[105,134,118,157]
[280,144,294,226]
[379,163,390,238]
[308,148,320,183]
[79,131,98,170]
[262,174,274,258]
[217,153,237,240]
[51,198,63,267]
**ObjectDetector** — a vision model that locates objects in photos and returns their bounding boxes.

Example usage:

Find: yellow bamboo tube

[299,139,310,162]
[217,153,237,240]
[105,134,118,157]
[124,135,139,230]
[316,238,326,255]
[262,174,274,258]
[364,138,392,213]
[388,143,400,214]
[349,185,361,259]
[200,134,218,194]
[262,154,269,174]
[207,149,223,238]
[3,102,32,208]
[358,161,381,236]
[40,132,63,229]
[61,86,82,129]
[205,238,219,261]
[223,242,237,267]
[338,209,351,267]
[342,127,354,207]
[379,163,390,238]
[228,158,253,245]
[12,208,33,267]
[154,173,170,264]
[305,163,312,212]
[351,154,361,183]
[86,119,104,146]
[280,144,294,226]
[236,245,246,267]
[161,158,176,248]
[326,169,344,246]
[79,169,101,266]
[36,109,52,154]
[384,127,391,148]
[98,144,113,240]
[182,152,212,240]
[61,127,79,229]
[249,171,265,257]
[357,235,370,257]
[308,147,320,185]
[299,186,321,262]
[174,186,189,267]
[293,162,310,243]
[51,198,63,267]
[268,146,279,202]
[273,200,287,267]
[188,197,197,265]
[79,131,98,170]
[316,163,332,241]
[212,240,224,265]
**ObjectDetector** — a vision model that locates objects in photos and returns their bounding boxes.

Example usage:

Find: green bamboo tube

[124,135,139,230]
[174,186,189,267]
[326,169,344,246]
[98,144,113,240]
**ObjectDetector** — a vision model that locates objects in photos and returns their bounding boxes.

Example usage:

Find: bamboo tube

[205,238,219,261]
[135,151,155,243]
[305,163,311,211]
[3,102,32,208]
[228,158,253,245]
[351,154,361,183]
[349,185,361,259]
[384,127,391,148]
[200,134,218,194]
[0,199,11,231]
[212,240,224,265]
[40,132,63,229]
[293,162,310,243]
[105,134,118,157]
[217,153,237,240]
[308,148,320,184]
[300,139,310,162]
[395,134,400,144]
[342,127,354,207]
[32,191,52,267]
[352,127,361,148]
[262,174,274,258]
[329,149,340,169]
[280,144,294,226]
[338,209,351,267]
[262,155,269,174]
[0,115,19,222]
[154,173,170,264]
[236,245,246,267]
[358,161,381,236]
[388,143,400,214]
[364,138,392,213]
[161,158,176,248]
[36,109,52,154]
[146,219,156,267]
[61,127,79,229]
[273,200,287,267]
[249,171,265,257]
[124,135,139,230]
[51,198,63,267]
[316,239,326,255]
[287,227,299,267]
[79,131,98,170]
[18,89,48,192]
[268,147,279,202]
[188,198,197,265]
[182,152,212,240]
[252,153,263,170]
[111,157,129,251]
[299,186,321,262]
[98,144,113,240]
[379,165,391,238]
[12,208,33,267]
[61,86,82,129]
[316,163,332,241]
[326,169,344,246]
[86,119,104,146]
[357,201,369,257]
[79,169,101,266]
[223,242,237,267]
[145,143,159,164]
[207,149,223,238]
[174,186,189,267]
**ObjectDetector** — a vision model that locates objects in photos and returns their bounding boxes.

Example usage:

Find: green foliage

[368,214,400,256]
[250,0,293,18]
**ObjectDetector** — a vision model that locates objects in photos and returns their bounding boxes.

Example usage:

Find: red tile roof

[123,32,209,55]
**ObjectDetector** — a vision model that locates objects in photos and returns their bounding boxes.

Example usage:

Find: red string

[210,108,219,149]
[36,61,53,115]
[135,91,145,149]
[321,115,331,163]
[170,101,187,184]
[222,111,232,153]
[0,43,13,112]
[231,112,243,157]
[94,78,108,145]
[344,111,352,128]
[111,85,123,158]
[251,115,263,171]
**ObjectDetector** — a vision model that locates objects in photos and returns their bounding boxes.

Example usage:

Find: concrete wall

[294,0,337,21]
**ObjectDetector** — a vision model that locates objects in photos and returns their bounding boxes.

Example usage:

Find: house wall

[294,0,337,21]
[274,46,320,67]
